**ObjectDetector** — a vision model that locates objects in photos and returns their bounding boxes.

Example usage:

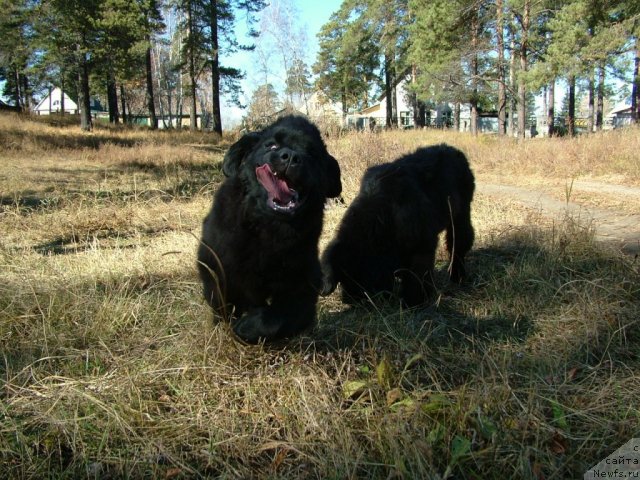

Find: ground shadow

[0,192,60,210]
[33,225,183,255]
[1,127,138,150]
[1,160,223,216]
[293,225,638,391]
[119,159,223,177]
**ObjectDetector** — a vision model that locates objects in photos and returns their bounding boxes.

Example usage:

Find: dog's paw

[320,275,337,296]
[231,310,279,344]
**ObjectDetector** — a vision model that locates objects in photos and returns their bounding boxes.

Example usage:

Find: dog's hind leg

[400,245,438,307]
[446,199,474,284]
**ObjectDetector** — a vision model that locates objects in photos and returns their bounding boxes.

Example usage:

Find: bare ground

[478,179,640,256]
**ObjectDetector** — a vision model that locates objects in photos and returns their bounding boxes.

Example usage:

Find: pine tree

[285,59,312,113]
[36,0,103,130]
[314,1,379,117]
[0,0,35,110]
[96,0,157,125]
[408,0,493,134]
[175,0,265,134]
[245,83,280,128]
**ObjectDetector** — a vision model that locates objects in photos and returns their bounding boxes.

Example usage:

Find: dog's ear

[323,154,342,198]
[222,133,261,177]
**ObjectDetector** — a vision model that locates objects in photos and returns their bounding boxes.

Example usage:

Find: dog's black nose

[279,148,299,165]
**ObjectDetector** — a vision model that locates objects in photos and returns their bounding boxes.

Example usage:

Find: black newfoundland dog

[321,144,474,307]
[197,115,342,344]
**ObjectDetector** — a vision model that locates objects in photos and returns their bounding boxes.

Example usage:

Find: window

[400,111,412,127]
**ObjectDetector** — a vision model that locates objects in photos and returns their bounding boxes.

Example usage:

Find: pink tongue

[255,164,295,204]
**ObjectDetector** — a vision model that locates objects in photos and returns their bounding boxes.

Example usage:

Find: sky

[219,0,344,128]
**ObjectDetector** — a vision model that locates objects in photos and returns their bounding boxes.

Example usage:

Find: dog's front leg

[232,292,317,344]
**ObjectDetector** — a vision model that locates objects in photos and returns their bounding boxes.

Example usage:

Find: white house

[296,90,344,126]
[606,102,635,129]
[347,77,415,130]
[346,77,482,132]
[34,87,78,115]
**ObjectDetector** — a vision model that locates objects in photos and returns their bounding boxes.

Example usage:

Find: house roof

[608,104,632,115]
[34,87,78,111]
[0,99,16,109]
[360,104,381,115]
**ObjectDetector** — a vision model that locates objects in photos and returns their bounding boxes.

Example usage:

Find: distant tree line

[1,0,638,135]
[0,0,265,133]
[313,0,640,136]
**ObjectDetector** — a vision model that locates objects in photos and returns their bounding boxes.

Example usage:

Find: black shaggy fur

[197,115,342,344]
[321,144,475,307]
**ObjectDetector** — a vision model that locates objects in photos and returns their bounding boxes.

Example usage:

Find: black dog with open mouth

[198,115,342,344]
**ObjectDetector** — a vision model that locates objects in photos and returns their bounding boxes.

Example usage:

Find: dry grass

[1,113,639,479]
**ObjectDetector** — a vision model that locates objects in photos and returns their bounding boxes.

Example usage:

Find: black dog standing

[321,144,474,307]
[198,116,342,344]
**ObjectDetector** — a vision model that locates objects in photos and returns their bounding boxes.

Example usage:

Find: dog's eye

[265,142,278,151]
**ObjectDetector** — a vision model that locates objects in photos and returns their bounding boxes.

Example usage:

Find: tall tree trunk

[187,0,197,131]
[596,63,605,130]
[21,74,30,111]
[153,41,166,127]
[588,69,595,133]
[508,25,516,136]
[547,80,555,137]
[384,53,394,128]
[60,75,65,115]
[107,68,119,124]
[341,90,347,120]
[145,44,158,129]
[496,0,506,135]
[13,69,22,110]
[517,0,530,139]
[454,102,460,131]
[391,75,398,127]
[470,9,479,136]
[411,65,420,127]
[120,84,127,124]
[567,75,575,136]
[633,39,639,124]
[209,0,222,135]
[77,44,92,131]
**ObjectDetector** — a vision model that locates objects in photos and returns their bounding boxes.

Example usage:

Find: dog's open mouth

[256,164,299,213]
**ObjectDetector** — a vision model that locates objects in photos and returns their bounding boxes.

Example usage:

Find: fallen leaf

[421,394,453,413]
[550,432,568,455]
[165,467,182,479]
[272,447,289,470]
[565,367,579,382]
[376,355,395,390]
[390,397,416,411]
[342,380,368,400]
[386,388,403,406]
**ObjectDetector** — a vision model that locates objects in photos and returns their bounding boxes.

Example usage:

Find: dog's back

[321,144,475,306]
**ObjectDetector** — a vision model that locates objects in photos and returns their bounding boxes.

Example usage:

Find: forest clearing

[1,113,639,478]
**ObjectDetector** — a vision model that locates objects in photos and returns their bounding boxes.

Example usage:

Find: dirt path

[478,180,640,255]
